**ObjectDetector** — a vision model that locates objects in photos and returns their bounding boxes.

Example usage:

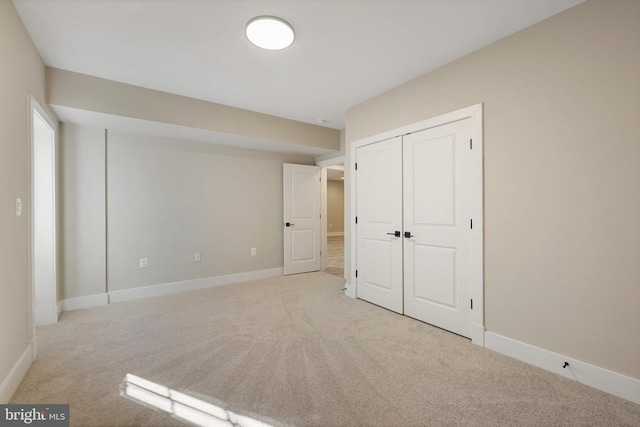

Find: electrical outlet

[194,252,201,262]
[251,248,256,256]
[139,258,148,268]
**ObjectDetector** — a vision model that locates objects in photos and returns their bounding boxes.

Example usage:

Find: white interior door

[403,119,472,337]
[355,137,403,313]
[283,164,321,275]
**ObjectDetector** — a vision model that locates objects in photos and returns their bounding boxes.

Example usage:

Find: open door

[283,164,321,275]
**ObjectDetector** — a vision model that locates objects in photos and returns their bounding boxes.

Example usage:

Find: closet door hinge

[470,139,473,150]
[355,216,358,224]
[355,270,358,278]
[471,299,473,310]
[470,219,473,229]
[355,163,358,170]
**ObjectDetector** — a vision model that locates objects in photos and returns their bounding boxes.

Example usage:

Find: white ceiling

[14,0,583,135]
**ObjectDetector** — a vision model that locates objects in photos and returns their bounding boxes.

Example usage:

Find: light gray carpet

[11,272,640,426]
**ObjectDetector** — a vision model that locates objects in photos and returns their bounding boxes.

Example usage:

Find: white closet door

[403,119,472,338]
[356,137,403,313]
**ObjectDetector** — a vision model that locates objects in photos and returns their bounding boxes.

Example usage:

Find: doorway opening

[31,97,58,327]
[324,165,344,277]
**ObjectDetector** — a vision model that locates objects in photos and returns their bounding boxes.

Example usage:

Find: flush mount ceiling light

[246,16,295,50]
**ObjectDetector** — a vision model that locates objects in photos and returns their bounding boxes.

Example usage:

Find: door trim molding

[28,94,59,358]
[349,103,484,345]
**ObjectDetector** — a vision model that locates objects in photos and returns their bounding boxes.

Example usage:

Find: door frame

[28,95,59,358]
[349,103,484,346]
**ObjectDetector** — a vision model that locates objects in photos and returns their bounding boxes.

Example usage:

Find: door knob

[387,231,401,237]
[285,222,295,227]
[404,231,414,238]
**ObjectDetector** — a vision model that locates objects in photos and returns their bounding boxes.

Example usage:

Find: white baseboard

[327,232,344,237]
[108,267,283,304]
[0,344,33,404]
[59,268,284,310]
[484,332,640,404]
[61,293,109,311]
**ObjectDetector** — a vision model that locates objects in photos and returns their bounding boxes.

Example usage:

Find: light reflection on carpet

[121,374,273,427]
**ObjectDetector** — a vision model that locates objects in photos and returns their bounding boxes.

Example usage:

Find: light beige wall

[345,0,640,379]
[47,68,340,152]
[0,1,47,396]
[61,125,314,297]
[327,180,344,234]
[60,124,106,298]
[316,128,346,163]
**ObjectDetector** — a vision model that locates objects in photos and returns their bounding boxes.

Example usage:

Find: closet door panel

[355,137,403,314]
[403,119,472,338]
